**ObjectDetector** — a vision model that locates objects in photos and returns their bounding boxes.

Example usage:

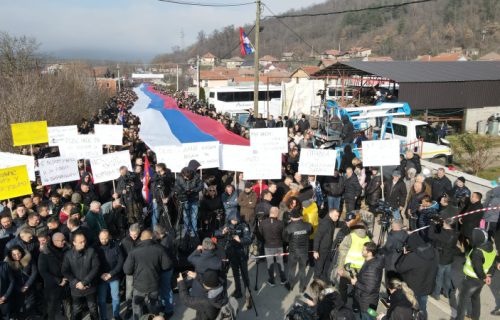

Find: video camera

[375,200,393,228]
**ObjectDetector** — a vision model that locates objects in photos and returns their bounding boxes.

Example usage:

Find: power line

[267,0,436,18]
[262,3,321,56]
[157,0,255,7]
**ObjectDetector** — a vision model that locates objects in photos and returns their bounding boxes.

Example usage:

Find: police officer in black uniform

[222,212,252,299]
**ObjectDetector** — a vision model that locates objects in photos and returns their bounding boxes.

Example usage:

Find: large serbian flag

[239,27,255,57]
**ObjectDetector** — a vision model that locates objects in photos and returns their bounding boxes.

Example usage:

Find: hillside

[153,0,500,63]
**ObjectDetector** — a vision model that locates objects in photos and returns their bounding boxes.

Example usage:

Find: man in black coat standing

[123,230,172,320]
[0,259,14,320]
[38,232,71,320]
[313,209,342,282]
[384,170,407,221]
[259,207,287,286]
[459,192,484,252]
[395,233,438,320]
[343,167,362,214]
[430,168,452,202]
[62,232,100,320]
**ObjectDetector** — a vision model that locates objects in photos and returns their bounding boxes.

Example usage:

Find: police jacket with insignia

[284,220,312,256]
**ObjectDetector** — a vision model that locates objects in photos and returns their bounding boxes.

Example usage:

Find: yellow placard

[0,165,32,200]
[11,121,49,146]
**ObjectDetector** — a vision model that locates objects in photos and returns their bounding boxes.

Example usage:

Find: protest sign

[250,127,288,153]
[298,148,337,176]
[243,149,282,180]
[90,151,133,184]
[38,158,80,186]
[219,144,250,172]
[48,125,79,146]
[154,145,184,173]
[362,139,401,167]
[94,124,124,145]
[58,135,103,159]
[0,165,32,200]
[0,152,36,181]
[11,121,49,146]
[155,142,220,173]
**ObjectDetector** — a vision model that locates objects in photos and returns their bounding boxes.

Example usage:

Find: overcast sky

[0,0,322,61]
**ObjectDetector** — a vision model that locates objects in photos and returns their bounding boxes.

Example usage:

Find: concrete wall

[463,106,500,132]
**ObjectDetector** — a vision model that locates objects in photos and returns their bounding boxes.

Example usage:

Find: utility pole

[196,55,200,100]
[117,64,121,92]
[253,0,261,115]
[176,64,179,92]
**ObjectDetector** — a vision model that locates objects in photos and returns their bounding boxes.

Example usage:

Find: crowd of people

[0,85,499,320]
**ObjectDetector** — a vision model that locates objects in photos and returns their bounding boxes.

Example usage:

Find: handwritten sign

[89,151,133,184]
[362,139,401,167]
[219,144,250,172]
[0,166,32,200]
[0,152,36,181]
[58,135,103,159]
[94,124,123,145]
[155,142,220,173]
[154,145,184,173]
[38,158,80,186]
[11,121,49,146]
[48,125,79,146]
[243,149,282,180]
[298,148,337,176]
[250,127,288,153]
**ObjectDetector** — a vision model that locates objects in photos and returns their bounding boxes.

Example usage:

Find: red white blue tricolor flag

[239,27,255,57]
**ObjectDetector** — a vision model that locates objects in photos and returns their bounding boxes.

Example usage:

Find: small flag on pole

[142,156,153,203]
[239,27,255,57]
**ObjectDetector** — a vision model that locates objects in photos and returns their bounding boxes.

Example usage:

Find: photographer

[114,166,143,226]
[302,279,355,320]
[221,213,251,300]
[376,278,419,320]
[174,161,203,238]
[428,218,458,300]
[150,163,174,230]
[199,186,224,239]
[395,233,438,319]
[380,220,408,277]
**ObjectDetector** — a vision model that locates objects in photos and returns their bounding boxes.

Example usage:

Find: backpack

[215,297,239,320]
[285,303,316,320]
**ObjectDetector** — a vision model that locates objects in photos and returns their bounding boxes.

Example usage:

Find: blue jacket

[96,240,124,282]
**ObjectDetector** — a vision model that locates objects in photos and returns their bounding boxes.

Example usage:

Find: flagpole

[253,0,261,116]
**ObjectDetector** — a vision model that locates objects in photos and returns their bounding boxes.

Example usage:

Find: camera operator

[406,181,426,230]
[150,163,174,230]
[380,219,408,279]
[258,207,287,287]
[313,209,342,283]
[384,170,407,221]
[365,167,382,213]
[114,166,143,226]
[428,217,458,300]
[174,161,203,238]
[284,208,313,292]
[395,233,438,319]
[302,279,355,320]
[221,213,251,300]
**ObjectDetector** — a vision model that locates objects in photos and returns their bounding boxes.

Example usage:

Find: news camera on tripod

[150,163,175,231]
[114,166,143,226]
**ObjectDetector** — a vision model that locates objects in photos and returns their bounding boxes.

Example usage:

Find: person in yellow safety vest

[336,211,370,305]
[455,228,496,320]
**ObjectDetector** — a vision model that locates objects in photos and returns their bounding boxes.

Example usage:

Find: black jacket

[428,222,458,265]
[313,216,338,253]
[188,250,222,275]
[430,176,452,201]
[120,234,138,257]
[354,256,384,312]
[344,175,362,200]
[384,179,407,209]
[322,176,345,197]
[340,151,356,173]
[96,240,124,282]
[365,175,382,207]
[460,201,483,239]
[174,172,203,202]
[381,230,408,272]
[179,280,228,320]
[259,218,284,248]
[395,242,438,295]
[284,220,312,256]
[62,247,100,297]
[38,243,69,292]
[150,171,174,201]
[254,200,272,218]
[385,289,414,320]
[0,261,14,300]
[400,154,421,175]
[123,239,172,293]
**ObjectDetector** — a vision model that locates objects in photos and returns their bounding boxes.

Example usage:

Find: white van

[386,118,452,165]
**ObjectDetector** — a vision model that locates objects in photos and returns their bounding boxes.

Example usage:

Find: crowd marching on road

[0,86,499,320]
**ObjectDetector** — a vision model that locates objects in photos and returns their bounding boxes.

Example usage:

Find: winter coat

[150,171,174,201]
[123,239,171,293]
[174,173,203,202]
[85,210,107,241]
[38,243,69,292]
[354,256,384,312]
[385,289,414,320]
[365,175,382,207]
[484,186,500,223]
[120,234,138,257]
[188,250,222,275]
[395,241,438,296]
[322,176,345,197]
[5,236,39,261]
[380,230,408,272]
[337,227,369,271]
[384,179,407,209]
[344,175,362,201]
[254,200,272,218]
[5,249,38,292]
[62,247,100,297]
[221,192,238,219]
[313,216,337,253]
[80,190,99,208]
[283,220,312,256]
[19,222,48,237]
[400,154,421,175]
[0,261,14,300]
[430,176,452,201]
[340,150,356,173]
[460,201,483,239]
[428,222,459,265]
[179,280,228,320]
[96,240,124,282]
[259,217,284,248]
[237,191,257,221]
[200,196,224,223]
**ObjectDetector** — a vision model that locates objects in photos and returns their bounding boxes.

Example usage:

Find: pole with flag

[239,27,255,57]
[142,156,153,204]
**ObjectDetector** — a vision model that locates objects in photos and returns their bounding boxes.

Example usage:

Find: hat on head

[392,170,401,177]
[457,176,466,184]
[202,269,220,288]
[227,212,239,222]
[244,181,253,189]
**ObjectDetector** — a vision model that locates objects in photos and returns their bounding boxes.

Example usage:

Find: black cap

[202,269,220,288]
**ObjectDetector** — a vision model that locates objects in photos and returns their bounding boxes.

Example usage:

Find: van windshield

[416,124,438,143]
